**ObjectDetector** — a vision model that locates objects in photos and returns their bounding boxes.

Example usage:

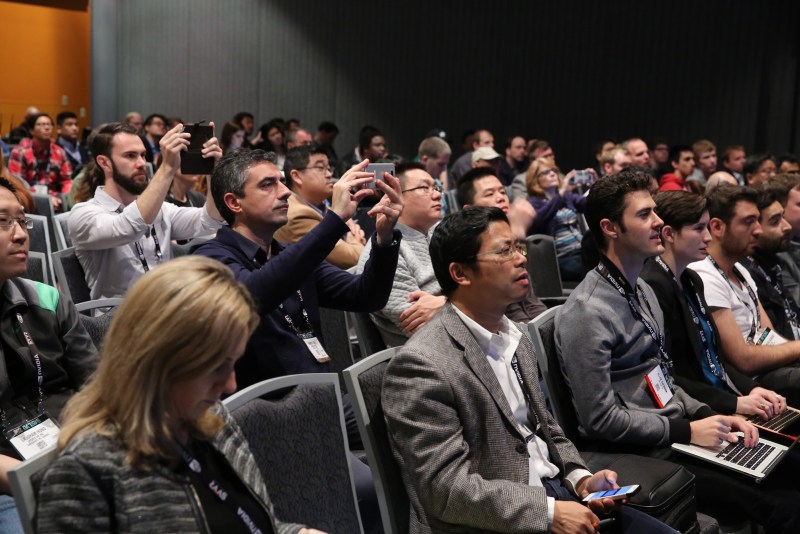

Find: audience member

[705,171,738,192]
[0,177,97,531]
[315,121,339,170]
[449,129,493,185]
[417,136,451,190]
[528,139,556,165]
[659,144,695,191]
[622,138,650,169]
[285,127,313,150]
[770,174,800,304]
[0,152,34,214]
[743,153,776,187]
[600,145,632,177]
[593,139,616,176]
[55,112,90,177]
[232,111,256,147]
[687,139,717,186]
[274,145,365,269]
[220,120,246,155]
[525,158,592,281]
[338,126,387,176]
[740,186,799,340]
[69,122,223,299]
[122,111,144,134]
[777,153,799,175]
[7,113,72,211]
[142,113,168,164]
[35,256,324,534]
[257,119,288,170]
[650,137,671,177]
[556,169,800,532]
[471,146,502,174]
[164,167,206,209]
[499,135,528,186]
[383,206,675,534]
[642,191,785,417]
[721,144,746,185]
[8,106,39,142]
[286,118,301,131]
[688,184,800,401]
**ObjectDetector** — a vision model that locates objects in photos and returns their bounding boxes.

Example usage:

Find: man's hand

[345,219,366,245]
[330,160,376,222]
[399,291,447,333]
[552,501,600,534]
[507,198,536,238]
[202,121,223,164]
[158,123,191,174]
[51,195,63,212]
[690,415,758,448]
[576,469,623,515]
[369,169,404,246]
[0,454,21,494]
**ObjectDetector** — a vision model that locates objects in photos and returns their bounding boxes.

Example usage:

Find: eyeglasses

[475,243,527,261]
[0,217,33,231]
[298,164,332,174]
[402,184,442,195]
[538,168,559,177]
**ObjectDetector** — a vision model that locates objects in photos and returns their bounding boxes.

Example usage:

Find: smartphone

[570,170,593,186]
[364,163,395,189]
[180,123,214,175]
[582,484,639,502]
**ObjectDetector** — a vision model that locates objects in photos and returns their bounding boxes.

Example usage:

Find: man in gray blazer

[383,207,675,534]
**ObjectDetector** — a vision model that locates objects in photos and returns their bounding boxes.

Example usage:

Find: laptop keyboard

[716,441,774,470]
[746,409,800,432]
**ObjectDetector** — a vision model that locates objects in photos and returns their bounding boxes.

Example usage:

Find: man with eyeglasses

[274,145,366,268]
[0,178,97,532]
[383,206,675,534]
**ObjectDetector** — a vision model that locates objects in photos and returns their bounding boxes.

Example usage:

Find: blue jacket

[528,193,587,236]
[193,213,400,385]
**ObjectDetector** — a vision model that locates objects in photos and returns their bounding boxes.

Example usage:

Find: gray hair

[211,148,278,224]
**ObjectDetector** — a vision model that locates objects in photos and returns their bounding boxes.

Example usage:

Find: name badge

[301,333,331,363]
[645,366,674,408]
[5,414,59,460]
[753,327,787,346]
[32,185,48,195]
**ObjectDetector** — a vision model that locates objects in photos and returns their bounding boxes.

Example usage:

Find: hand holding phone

[180,123,215,175]
[582,484,639,502]
[364,163,395,190]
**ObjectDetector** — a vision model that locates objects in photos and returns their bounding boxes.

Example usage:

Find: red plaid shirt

[7,138,73,194]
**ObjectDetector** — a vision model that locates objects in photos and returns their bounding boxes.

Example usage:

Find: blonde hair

[57,256,259,468]
[526,157,561,197]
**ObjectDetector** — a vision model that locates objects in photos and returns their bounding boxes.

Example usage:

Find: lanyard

[508,352,540,439]
[177,442,268,534]
[1,313,46,429]
[707,255,760,343]
[133,227,162,272]
[596,257,674,389]
[750,258,799,340]
[279,291,314,336]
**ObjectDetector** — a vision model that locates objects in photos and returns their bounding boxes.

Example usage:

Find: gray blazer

[383,302,589,534]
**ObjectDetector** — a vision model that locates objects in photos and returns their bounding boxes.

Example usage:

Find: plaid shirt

[7,138,73,194]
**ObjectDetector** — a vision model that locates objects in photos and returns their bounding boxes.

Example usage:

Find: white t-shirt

[688,257,760,341]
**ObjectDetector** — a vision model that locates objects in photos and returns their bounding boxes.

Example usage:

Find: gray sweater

[35,406,304,534]
[554,269,713,448]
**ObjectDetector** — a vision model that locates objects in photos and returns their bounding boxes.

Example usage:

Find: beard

[110,159,147,196]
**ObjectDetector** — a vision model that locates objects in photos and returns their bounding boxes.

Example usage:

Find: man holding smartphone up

[69,122,224,299]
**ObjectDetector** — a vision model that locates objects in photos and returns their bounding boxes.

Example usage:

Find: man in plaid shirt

[8,113,72,211]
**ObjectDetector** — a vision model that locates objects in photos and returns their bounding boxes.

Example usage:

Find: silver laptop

[672,432,798,483]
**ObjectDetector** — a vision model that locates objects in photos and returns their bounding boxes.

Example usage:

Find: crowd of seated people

[2,107,800,532]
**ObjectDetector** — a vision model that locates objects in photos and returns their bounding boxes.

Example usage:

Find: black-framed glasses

[297,164,332,173]
[402,184,442,195]
[0,217,33,231]
[475,243,527,261]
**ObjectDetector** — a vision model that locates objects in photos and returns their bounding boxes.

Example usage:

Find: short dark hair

[317,121,339,134]
[503,135,524,151]
[456,168,498,207]
[761,173,800,207]
[705,183,759,225]
[429,207,508,296]
[585,167,653,250]
[653,191,707,230]
[358,127,383,152]
[284,145,327,190]
[56,111,77,127]
[26,113,52,130]
[776,153,798,167]
[395,161,426,189]
[668,144,693,164]
[233,112,254,123]
[743,153,775,176]
[212,149,279,225]
[144,114,167,127]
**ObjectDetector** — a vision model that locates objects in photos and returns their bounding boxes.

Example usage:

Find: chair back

[347,311,387,358]
[52,247,90,304]
[53,213,72,250]
[343,348,410,534]
[27,214,56,284]
[525,234,565,298]
[76,300,121,351]
[25,252,48,285]
[443,190,460,214]
[224,374,364,534]
[318,307,356,383]
[528,305,583,445]
[8,445,59,534]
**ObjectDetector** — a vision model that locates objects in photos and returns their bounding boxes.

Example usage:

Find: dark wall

[92,0,800,170]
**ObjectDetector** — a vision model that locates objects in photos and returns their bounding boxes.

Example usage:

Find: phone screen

[584,485,638,501]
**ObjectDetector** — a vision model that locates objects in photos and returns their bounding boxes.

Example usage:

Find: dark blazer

[642,259,756,414]
[383,302,589,534]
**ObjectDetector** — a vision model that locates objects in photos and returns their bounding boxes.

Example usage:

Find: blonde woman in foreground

[35,256,326,534]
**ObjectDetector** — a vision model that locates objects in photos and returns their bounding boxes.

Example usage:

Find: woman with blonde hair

[526,157,596,281]
[36,256,326,534]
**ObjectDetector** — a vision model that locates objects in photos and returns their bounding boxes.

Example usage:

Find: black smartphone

[180,123,214,175]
